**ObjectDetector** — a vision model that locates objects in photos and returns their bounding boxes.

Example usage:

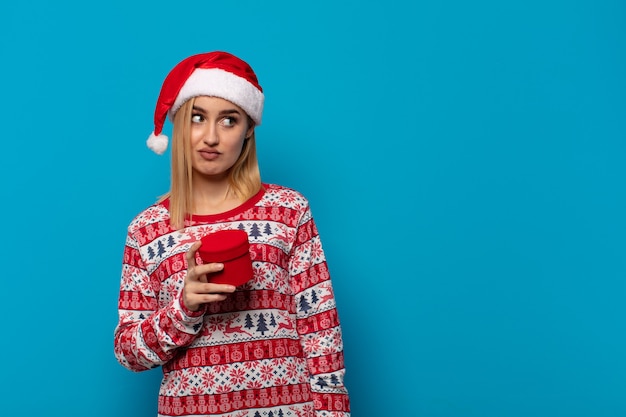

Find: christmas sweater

[114,184,350,417]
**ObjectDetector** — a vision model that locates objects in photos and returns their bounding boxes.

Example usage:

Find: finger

[194,262,225,276]
[204,283,237,294]
[183,282,236,311]
[185,241,202,268]
[186,281,235,295]
[183,290,228,312]
[191,292,230,305]
[186,263,224,285]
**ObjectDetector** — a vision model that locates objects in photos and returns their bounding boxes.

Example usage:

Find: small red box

[198,229,254,286]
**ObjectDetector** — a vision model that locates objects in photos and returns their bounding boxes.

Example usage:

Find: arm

[113,232,206,371]
[290,205,351,416]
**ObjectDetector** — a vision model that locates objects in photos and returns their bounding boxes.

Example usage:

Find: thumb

[185,241,202,271]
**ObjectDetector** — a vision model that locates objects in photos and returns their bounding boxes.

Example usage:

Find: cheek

[228,141,246,161]
[228,132,247,153]
[190,126,204,144]
[238,137,247,152]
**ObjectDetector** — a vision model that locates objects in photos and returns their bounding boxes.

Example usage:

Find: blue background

[2,1,625,416]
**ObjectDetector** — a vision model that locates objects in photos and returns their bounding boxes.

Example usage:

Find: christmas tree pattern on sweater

[115,184,350,417]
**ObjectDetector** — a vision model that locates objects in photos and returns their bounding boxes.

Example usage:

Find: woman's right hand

[183,241,236,312]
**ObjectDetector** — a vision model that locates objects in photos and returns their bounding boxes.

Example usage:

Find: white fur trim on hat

[171,68,264,125]
[147,132,169,155]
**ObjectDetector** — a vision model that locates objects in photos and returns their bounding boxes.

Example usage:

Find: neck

[191,177,240,215]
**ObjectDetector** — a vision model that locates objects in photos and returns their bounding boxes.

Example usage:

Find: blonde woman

[114,51,350,417]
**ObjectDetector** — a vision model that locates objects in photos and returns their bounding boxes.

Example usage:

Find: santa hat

[147,51,264,155]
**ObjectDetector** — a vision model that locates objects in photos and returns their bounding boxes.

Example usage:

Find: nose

[203,125,219,146]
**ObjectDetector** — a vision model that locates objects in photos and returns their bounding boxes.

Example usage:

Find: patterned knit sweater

[114,184,350,417]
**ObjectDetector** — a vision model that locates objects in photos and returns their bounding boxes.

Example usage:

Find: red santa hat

[147,51,264,155]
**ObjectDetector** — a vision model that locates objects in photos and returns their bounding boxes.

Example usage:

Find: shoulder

[127,200,170,234]
[261,183,310,211]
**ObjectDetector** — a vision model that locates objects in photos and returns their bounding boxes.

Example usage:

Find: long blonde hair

[159,98,262,229]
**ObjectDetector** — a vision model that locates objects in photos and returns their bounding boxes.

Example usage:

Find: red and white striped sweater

[114,184,350,417]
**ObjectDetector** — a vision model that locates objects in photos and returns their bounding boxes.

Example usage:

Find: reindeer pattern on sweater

[114,184,350,417]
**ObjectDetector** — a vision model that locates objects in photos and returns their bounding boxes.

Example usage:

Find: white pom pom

[147,132,168,155]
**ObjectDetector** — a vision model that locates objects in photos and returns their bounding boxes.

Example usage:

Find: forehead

[192,96,245,113]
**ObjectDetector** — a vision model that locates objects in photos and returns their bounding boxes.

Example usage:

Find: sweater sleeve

[113,230,205,372]
[289,204,351,416]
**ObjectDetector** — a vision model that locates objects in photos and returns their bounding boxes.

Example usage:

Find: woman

[114,51,351,417]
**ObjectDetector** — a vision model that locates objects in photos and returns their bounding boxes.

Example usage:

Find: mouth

[199,150,221,160]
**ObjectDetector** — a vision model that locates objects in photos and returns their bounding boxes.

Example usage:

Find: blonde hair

[159,98,262,229]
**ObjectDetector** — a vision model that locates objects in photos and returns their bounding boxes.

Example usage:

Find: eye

[191,114,204,123]
[221,116,237,127]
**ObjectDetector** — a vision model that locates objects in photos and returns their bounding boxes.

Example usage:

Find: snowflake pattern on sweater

[114,184,350,417]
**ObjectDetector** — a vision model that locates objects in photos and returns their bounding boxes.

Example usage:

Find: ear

[245,124,255,139]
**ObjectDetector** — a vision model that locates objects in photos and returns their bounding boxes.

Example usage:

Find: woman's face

[188,96,254,181]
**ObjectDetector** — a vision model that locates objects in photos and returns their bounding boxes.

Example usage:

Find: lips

[199,150,221,161]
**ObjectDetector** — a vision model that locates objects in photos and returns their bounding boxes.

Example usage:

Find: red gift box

[198,229,254,286]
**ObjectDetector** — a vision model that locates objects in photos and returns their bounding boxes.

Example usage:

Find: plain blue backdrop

[1,1,625,416]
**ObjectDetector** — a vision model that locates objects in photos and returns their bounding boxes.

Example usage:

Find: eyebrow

[192,105,242,116]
